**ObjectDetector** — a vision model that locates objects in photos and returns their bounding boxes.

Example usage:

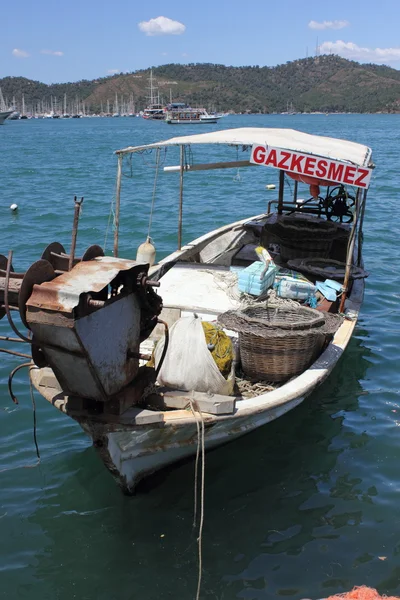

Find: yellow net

[202,322,233,379]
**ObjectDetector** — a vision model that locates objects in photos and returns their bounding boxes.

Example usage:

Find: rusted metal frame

[69,196,84,271]
[178,145,185,250]
[1,304,19,311]
[0,347,32,359]
[277,170,285,215]
[4,251,31,343]
[113,154,123,257]
[357,189,368,266]
[0,335,29,344]
[32,338,84,357]
[339,188,362,313]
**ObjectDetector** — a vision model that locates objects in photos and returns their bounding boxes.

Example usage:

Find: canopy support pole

[113,154,123,257]
[339,188,362,313]
[357,189,368,266]
[293,180,298,204]
[178,146,184,250]
[278,170,285,215]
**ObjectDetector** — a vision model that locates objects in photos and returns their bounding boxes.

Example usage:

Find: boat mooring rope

[189,395,205,600]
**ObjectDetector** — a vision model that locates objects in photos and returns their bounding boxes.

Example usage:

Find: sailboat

[112,92,120,117]
[142,69,165,120]
[62,93,70,118]
[281,101,297,115]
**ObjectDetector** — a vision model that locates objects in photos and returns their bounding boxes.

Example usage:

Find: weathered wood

[159,390,236,415]
[37,367,62,390]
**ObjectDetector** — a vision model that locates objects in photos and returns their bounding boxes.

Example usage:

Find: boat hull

[0,110,13,125]
[166,117,219,124]
[83,395,304,493]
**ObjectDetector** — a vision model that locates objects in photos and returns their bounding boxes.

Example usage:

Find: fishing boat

[0,128,373,494]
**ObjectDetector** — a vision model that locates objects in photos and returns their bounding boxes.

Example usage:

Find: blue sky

[2,0,400,83]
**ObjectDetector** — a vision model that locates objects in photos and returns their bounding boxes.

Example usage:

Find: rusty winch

[0,240,162,405]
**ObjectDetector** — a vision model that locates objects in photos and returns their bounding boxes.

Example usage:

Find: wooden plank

[160,390,236,415]
[37,367,62,390]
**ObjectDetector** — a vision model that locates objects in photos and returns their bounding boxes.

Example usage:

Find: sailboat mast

[150,69,154,104]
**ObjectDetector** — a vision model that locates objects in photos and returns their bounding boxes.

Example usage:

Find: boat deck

[157,263,241,320]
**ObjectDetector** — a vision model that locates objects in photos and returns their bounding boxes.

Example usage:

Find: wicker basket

[265,218,339,262]
[218,305,327,383]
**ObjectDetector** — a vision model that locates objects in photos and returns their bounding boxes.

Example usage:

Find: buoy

[265,184,276,190]
[10,203,18,211]
[136,236,156,266]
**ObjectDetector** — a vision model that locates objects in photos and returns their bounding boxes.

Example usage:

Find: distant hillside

[2,55,400,114]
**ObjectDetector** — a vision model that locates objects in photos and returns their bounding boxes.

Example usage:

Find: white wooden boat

[1,127,373,493]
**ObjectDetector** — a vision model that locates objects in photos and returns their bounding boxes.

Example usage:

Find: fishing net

[323,586,400,600]
[201,321,233,379]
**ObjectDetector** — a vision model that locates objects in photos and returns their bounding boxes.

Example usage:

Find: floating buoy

[136,236,156,266]
[265,184,276,190]
[10,203,18,211]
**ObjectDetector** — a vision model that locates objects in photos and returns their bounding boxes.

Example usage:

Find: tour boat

[165,106,221,124]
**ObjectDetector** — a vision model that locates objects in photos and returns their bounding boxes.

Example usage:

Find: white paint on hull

[104,396,304,492]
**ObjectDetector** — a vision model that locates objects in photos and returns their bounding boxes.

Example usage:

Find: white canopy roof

[115,127,373,167]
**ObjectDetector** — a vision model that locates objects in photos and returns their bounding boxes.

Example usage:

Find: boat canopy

[115,127,373,168]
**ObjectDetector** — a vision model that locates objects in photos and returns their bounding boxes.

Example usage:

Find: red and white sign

[250,145,372,189]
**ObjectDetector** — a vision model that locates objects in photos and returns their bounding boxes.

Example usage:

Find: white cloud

[12,48,29,58]
[320,40,400,62]
[309,20,349,30]
[138,16,186,36]
[161,52,168,56]
[40,49,64,56]
[107,69,120,74]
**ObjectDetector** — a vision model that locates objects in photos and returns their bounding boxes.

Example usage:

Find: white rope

[189,398,201,529]
[189,395,205,600]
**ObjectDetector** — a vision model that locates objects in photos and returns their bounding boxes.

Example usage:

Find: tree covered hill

[1,55,400,114]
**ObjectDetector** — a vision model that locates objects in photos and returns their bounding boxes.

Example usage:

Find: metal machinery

[0,242,163,412]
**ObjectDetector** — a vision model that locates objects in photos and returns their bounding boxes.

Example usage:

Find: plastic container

[238,261,277,296]
[275,276,316,300]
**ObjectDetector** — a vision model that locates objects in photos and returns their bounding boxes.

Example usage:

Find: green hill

[2,55,400,114]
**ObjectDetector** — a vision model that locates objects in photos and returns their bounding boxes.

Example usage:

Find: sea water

[1,114,400,599]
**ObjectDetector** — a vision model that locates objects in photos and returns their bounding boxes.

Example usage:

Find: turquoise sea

[0,114,399,600]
